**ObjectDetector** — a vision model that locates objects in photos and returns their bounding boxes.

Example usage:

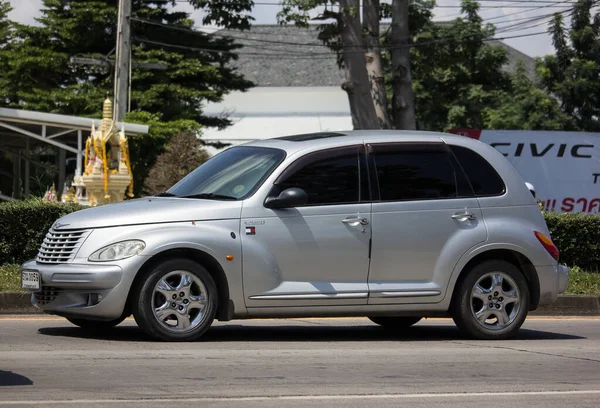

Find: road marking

[2,390,600,405]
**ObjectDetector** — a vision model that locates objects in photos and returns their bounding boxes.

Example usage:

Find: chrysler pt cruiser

[21,131,569,341]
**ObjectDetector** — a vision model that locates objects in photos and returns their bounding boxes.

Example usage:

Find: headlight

[88,240,146,262]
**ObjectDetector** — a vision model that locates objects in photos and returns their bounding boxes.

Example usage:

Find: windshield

[166,146,286,200]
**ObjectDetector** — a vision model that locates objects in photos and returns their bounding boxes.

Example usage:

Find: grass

[565,265,600,295]
[0,264,22,292]
[0,263,599,294]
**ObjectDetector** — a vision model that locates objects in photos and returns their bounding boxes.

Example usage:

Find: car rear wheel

[132,258,218,342]
[66,316,126,330]
[368,316,422,329]
[452,259,529,340]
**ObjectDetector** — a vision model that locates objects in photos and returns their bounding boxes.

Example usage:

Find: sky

[7,0,564,58]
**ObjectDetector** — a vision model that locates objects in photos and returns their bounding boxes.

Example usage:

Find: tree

[0,0,253,196]
[537,0,600,131]
[390,0,416,129]
[280,0,381,129]
[0,0,13,104]
[389,0,510,131]
[484,62,576,130]
[363,0,391,128]
[144,132,209,196]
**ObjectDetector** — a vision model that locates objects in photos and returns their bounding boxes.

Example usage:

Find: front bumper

[20,259,128,320]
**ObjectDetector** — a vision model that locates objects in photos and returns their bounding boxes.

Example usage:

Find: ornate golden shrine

[70,97,134,206]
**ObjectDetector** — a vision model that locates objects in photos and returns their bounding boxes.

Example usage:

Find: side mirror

[264,187,308,209]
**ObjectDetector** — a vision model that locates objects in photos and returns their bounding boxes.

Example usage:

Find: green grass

[565,266,600,295]
[0,264,22,292]
[0,263,599,294]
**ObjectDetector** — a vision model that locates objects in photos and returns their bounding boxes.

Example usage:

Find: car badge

[53,222,69,230]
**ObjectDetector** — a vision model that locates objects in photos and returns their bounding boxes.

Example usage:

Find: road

[0,316,599,407]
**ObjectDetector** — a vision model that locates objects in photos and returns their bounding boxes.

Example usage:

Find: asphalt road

[1,316,599,407]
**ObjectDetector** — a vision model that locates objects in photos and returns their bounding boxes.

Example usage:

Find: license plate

[21,271,41,290]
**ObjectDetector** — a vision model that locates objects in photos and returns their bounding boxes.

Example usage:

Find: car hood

[52,197,243,230]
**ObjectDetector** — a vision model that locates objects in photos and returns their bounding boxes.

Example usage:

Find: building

[201,25,535,155]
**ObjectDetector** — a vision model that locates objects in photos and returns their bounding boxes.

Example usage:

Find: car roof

[241,130,472,155]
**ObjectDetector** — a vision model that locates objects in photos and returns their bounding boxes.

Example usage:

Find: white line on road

[2,390,600,405]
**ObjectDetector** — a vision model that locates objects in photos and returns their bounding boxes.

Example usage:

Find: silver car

[21,131,569,341]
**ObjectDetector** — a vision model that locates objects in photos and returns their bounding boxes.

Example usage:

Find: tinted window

[370,144,464,201]
[449,145,506,196]
[276,149,360,205]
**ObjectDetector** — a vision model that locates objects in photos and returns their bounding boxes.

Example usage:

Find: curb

[0,292,43,314]
[530,294,600,316]
[1,292,599,316]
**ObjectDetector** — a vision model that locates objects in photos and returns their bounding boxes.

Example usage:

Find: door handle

[342,217,369,226]
[451,212,476,221]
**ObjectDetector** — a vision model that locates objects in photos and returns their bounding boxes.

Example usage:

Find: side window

[369,144,470,201]
[275,147,361,205]
[449,145,506,196]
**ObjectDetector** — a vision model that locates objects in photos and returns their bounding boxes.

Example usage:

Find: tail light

[534,231,559,261]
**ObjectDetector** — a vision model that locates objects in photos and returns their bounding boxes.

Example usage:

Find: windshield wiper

[154,192,176,197]
[180,193,238,200]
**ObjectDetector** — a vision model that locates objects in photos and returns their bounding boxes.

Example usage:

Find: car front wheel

[132,258,218,342]
[452,260,529,340]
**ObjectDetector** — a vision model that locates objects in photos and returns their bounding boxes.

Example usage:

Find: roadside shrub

[544,212,600,271]
[0,199,82,265]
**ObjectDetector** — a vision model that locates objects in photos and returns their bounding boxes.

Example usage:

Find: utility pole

[113,0,132,123]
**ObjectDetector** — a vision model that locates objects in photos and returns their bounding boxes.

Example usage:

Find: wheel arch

[124,248,234,321]
[451,248,540,311]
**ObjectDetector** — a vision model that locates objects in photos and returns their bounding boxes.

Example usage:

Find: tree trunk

[339,0,379,129]
[362,0,392,129]
[390,0,416,130]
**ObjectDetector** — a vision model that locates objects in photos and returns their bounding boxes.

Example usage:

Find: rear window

[449,145,506,196]
[369,144,469,201]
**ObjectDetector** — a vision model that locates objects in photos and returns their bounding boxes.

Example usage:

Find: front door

[366,142,488,304]
[241,146,372,308]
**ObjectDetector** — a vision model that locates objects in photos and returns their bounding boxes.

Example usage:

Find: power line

[133,29,548,59]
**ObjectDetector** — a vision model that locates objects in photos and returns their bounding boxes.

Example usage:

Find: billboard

[449,130,600,213]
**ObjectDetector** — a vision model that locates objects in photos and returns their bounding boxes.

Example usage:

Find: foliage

[144,132,209,195]
[537,0,600,132]
[484,62,577,130]
[0,264,20,292]
[0,0,253,125]
[394,0,510,131]
[125,111,203,197]
[0,199,82,265]
[0,0,13,104]
[544,212,600,270]
[565,265,600,294]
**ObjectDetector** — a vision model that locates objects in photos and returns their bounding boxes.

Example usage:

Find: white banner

[450,130,600,213]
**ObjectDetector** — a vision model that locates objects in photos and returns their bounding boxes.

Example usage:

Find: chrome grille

[33,286,61,305]
[36,229,91,264]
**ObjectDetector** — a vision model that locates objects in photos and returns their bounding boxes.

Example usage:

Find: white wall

[201,86,353,155]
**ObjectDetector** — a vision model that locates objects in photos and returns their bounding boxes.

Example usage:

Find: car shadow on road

[37,321,585,343]
[0,370,33,386]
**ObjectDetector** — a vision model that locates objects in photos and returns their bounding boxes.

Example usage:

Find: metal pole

[114,0,131,123]
[24,138,30,197]
[77,130,83,177]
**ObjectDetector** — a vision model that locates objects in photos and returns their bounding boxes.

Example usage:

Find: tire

[368,316,422,329]
[66,316,126,330]
[451,259,529,340]
[132,258,218,341]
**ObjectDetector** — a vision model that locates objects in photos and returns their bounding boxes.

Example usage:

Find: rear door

[366,142,488,304]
